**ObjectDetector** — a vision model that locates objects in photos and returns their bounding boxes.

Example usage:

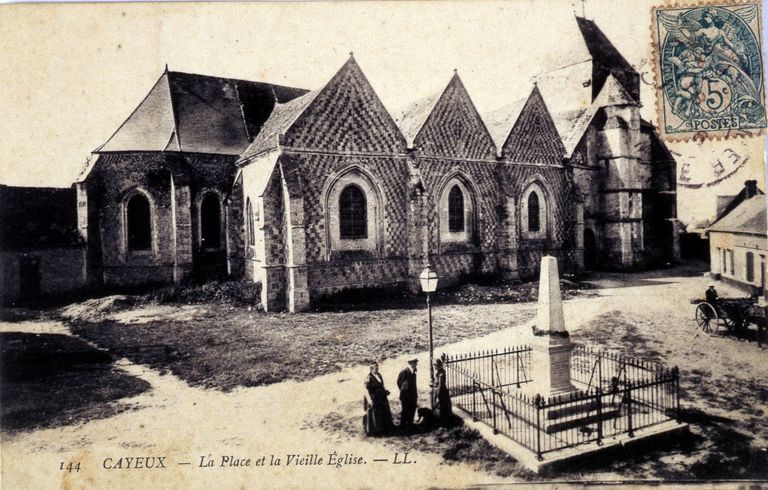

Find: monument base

[531,332,576,397]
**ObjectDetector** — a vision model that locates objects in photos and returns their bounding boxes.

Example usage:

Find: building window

[722,248,727,274]
[200,193,221,249]
[448,185,464,232]
[127,193,152,251]
[747,252,755,282]
[339,184,367,239]
[528,192,540,232]
[246,198,255,246]
[729,250,734,276]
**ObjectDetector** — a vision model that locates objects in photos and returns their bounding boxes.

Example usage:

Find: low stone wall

[0,246,86,304]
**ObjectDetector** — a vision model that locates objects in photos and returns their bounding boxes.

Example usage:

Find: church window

[528,192,540,232]
[127,193,152,251]
[200,193,221,249]
[339,184,367,239]
[448,185,464,232]
[246,198,255,246]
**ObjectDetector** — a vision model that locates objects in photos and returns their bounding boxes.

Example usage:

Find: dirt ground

[2,263,768,488]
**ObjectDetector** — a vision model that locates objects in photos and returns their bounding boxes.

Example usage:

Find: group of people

[363,357,453,437]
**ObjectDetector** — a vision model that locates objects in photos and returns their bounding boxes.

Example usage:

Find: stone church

[74,17,679,312]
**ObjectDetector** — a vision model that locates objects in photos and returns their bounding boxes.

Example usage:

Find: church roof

[559,74,637,156]
[96,70,308,155]
[575,17,637,78]
[394,92,442,148]
[708,194,767,236]
[239,90,320,160]
[483,97,528,150]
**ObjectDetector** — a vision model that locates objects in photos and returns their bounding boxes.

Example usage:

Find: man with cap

[706,284,719,305]
[396,359,418,430]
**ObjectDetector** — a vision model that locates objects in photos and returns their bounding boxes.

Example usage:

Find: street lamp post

[419,265,439,409]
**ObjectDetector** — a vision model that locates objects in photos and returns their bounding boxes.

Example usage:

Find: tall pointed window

[528,192,540,232]
[448,185,464,232]
[127,193,151,251]
[246,198,255,246]
[200,193,221,249]
[339,184,367,239]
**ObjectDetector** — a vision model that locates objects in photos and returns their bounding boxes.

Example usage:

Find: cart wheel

[695,303,718,334]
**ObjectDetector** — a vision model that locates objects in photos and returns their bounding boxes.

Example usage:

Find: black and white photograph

[0,0,766,487]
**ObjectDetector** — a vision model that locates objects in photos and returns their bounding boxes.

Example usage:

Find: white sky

[0,0,764,225]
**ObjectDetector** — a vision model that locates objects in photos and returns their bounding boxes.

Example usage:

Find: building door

[584,229,598,270]
[19,256,40,301]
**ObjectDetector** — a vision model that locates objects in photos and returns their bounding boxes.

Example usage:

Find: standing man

[396,359,418,430]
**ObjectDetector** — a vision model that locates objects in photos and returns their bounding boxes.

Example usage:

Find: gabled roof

[483,97,528,151]
[97,70,308,155]
[240,55,405,160]
[394,92,441,148]
[239,90,320,160]
[708,194,767,236]
[560,74,637,156]
[501,85,566,163]
[715,184,766,222]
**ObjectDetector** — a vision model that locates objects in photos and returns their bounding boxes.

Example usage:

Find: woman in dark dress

[364,362,394,436]
[433,359,453,425]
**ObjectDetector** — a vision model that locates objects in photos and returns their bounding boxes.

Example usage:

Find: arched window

[528,192,540,232]
[448,185,464,232]
[127,193,152,251]
[339,184,367,239]
[200,193,221,249]
[246,198,255,246]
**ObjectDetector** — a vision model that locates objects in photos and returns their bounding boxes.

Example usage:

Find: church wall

[504,164,576,279]
[285,151,411,299]
[418,157,502,285]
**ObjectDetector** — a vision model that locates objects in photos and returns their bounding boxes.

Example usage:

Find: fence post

[535,394,543,461]
[472,381,478,422]
[595,387,603,445]
[673,366,680,422]
[492,359,498,434]
[626,381,634,437]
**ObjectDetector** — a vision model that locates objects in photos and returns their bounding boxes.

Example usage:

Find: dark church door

[194,194,226,280]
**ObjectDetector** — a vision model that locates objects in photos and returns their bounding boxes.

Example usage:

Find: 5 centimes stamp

[652,1,766,140]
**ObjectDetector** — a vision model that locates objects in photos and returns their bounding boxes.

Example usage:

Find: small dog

[415,407,435,428]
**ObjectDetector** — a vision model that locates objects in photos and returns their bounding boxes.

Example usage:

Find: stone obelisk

[531,256,575,397]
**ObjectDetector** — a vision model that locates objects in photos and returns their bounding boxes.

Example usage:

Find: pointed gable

[561,74,638,156]
[408,72,496,159]
[502,86,565,164]
[281,56,406,154]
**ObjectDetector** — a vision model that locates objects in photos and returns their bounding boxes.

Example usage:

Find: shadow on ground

[1,332,151,433]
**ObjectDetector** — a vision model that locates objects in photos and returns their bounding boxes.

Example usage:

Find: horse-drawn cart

[693,295,767,345]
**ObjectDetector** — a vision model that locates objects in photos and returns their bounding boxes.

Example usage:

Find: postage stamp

[651,1,766,140]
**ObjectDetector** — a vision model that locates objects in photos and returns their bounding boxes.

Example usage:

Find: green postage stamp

[652,1,766,140]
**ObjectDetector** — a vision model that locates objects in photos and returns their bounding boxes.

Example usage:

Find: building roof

[483,97,528,150]
[708,194,767,236]
[394,92,442,148]
[575,17,636,77]
[239,90,320,160]
[97,70,308,155]
[0,185,81,251]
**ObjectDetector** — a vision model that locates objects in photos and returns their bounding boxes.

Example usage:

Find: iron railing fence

[443,344,680,459]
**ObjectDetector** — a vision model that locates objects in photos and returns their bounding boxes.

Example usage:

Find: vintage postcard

[1,0,766,488]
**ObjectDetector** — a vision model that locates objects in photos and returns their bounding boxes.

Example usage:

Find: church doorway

[194,193,226,280]
[584,229,598,270]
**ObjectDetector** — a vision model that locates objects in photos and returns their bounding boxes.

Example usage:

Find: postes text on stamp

[652,2,765,140]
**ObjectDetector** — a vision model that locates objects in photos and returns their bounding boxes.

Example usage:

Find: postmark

[651,2,766,140]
